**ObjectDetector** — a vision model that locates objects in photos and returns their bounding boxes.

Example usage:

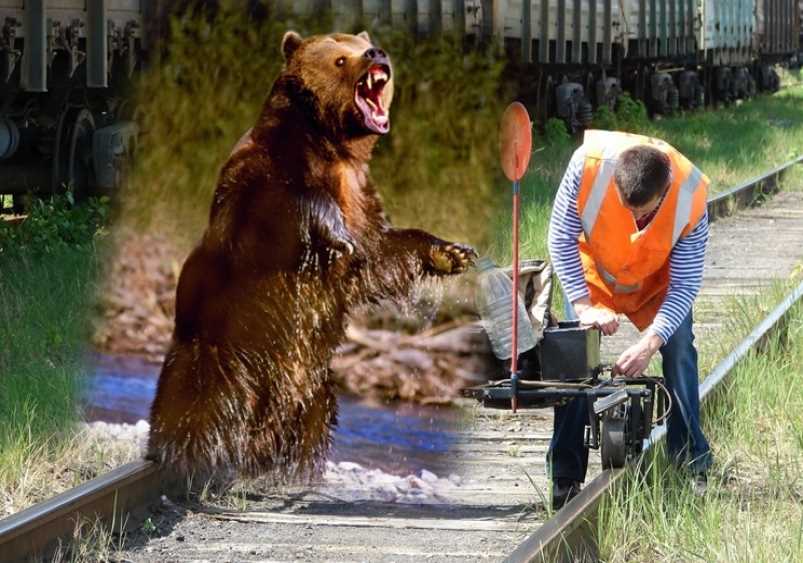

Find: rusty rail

[0,461,174,562]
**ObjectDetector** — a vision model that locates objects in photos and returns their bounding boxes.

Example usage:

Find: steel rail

[0,157,800,562]
[506,157,803,563]
[508,278,803,563]
[0,461,174,562]
[707,155,803,221]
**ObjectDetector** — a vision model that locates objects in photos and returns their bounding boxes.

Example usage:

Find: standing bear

[146,30,476,478]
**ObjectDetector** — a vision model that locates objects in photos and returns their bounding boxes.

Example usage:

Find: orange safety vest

[576,130,709,330]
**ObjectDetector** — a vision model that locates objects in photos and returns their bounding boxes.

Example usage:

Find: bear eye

[335,56,346,67]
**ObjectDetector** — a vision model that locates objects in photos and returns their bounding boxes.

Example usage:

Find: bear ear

[281,31,303,61]
[357,30,372,44]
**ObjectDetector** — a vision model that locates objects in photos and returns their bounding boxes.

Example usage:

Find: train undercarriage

[516,58,784,134]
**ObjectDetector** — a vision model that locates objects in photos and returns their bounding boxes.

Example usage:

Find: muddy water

[83,353,459,475]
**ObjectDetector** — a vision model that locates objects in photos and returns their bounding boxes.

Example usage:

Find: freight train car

[2,0,797,208]
[0,0,148,207]
[287,0,799,128]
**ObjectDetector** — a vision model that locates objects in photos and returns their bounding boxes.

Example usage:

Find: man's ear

[282,31,303,61]
[357,30,371,44]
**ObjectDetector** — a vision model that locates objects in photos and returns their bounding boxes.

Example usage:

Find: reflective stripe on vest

[581,159,616,237]
[596,261,642,294]
[672,165,704,246]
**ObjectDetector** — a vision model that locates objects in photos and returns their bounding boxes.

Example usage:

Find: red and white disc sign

[499,102,532,182]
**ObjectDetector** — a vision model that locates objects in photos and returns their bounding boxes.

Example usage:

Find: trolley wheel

[600,414,627,469]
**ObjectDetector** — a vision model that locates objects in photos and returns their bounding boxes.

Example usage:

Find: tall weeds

[597,289,803,562]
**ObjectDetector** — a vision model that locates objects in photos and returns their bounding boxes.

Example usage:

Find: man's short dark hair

[613,145,672,207]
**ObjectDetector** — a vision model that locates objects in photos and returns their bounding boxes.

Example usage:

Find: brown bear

[146,30,476,479]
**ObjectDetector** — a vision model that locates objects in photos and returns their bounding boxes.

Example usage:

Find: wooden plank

[211,511,540,532]
[493,0,507,43]
[192,542,506,559]
[639,0,647,56]
[454,0,466,35]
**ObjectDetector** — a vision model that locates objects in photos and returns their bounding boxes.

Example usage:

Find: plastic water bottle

[475,257,537,360]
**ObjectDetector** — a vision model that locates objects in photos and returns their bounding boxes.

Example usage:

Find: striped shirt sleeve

[648,211,709,344]
[546,147,709,343]
[547,148,589,303]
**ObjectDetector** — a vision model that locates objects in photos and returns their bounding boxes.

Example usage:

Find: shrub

[543,118,572,146]
[592,104,618,130]
[615,93,649,132]
[0,193,109,256]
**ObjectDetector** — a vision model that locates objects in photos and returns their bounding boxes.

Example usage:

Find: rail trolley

[463,259,671,469]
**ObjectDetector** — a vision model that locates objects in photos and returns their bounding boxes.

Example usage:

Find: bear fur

[146,30,476,478]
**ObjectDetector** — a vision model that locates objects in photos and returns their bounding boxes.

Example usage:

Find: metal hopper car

[290,0,801,127]
[0,0,150,207]
[1,1,799,206]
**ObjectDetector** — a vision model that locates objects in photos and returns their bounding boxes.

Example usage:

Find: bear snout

[363,48,388,64]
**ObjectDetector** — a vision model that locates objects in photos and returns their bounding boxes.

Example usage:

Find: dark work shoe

[552,478,582,511]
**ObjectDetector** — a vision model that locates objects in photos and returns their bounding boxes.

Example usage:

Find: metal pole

[511,178,520,412]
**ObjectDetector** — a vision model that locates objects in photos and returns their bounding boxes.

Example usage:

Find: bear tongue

[355,94,389,134]
[355,82,389,134]
[369,93,386,116]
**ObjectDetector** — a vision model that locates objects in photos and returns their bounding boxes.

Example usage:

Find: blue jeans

[547,308,713,481]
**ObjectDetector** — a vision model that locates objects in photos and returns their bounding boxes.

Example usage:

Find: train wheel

[52,107,95,198]
[600,413,627,469]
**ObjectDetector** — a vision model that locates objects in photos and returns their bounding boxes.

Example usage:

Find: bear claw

[329,235,356,257]
[430,242,477,274]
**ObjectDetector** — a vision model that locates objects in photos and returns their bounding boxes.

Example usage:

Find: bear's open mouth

[355,64,390,134]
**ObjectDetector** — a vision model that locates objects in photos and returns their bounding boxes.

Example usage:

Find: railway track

[1,157,802,561]
[507,276,803,563]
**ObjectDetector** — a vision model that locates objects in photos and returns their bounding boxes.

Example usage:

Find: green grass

[596,284,803,562]
[0,247,100,511]
[0,195,109,514]
[780,65,803,88]
[644,86,803,191]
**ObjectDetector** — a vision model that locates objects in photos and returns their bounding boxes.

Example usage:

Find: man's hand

[614,333,663,377]
[574,300,620,336]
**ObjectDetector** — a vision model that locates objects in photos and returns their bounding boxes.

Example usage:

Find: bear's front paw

[429,242,478,275]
